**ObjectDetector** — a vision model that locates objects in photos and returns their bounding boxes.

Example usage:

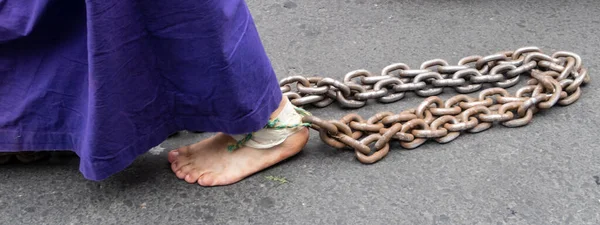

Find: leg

[1,0,304,181]
[150,0,309,185]
[168,96,309,186]
[0,152,51,164]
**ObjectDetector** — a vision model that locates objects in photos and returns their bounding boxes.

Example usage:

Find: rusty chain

[279,47,590,163]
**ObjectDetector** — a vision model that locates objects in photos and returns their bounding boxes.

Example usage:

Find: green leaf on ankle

[265,175,288,184]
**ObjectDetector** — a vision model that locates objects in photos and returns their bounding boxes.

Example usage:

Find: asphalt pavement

[1,0,599,224]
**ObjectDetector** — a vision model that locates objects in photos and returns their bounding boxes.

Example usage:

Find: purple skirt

[0,0,282,180]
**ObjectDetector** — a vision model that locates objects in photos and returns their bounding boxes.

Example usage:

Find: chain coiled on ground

[279,47,590,163]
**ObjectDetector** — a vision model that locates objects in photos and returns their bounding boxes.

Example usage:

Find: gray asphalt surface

[2,0,600,224]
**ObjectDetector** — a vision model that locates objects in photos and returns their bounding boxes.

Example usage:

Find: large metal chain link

[279,47,590,163]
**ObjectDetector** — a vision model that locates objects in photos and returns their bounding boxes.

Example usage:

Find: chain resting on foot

[227,98,312,151]
[169,46,589,186]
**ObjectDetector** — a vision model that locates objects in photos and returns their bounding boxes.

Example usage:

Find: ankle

[269,96,288,120]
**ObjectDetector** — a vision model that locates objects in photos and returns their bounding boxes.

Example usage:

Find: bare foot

[168,127,308,186]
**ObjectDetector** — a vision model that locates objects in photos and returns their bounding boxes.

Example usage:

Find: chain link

[279,47,590,164]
